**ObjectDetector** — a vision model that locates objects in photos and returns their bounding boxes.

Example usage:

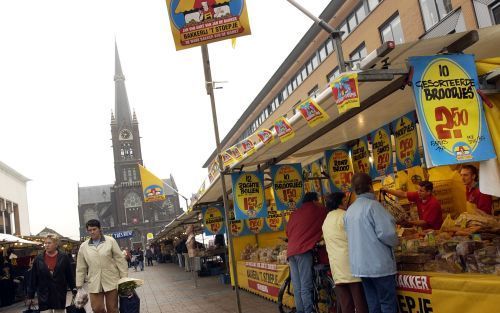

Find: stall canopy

[192,25,500,207]
[153,209,201,242]
[0,233,41,245]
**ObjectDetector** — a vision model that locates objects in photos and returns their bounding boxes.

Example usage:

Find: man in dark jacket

[28,235,77,313]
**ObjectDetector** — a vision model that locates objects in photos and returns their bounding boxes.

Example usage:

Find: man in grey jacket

[344,173,399,313]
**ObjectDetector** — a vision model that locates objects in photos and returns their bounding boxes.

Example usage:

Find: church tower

[111,44,146,228]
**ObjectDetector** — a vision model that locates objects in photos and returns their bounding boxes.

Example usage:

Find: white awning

[0,233,42,245]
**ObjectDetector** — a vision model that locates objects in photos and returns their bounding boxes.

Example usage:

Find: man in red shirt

[286,192,327,313]
[460,164,493,215]
[381,181,443,230]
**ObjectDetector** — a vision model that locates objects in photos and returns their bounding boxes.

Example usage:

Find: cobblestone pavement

[0,262,277,313]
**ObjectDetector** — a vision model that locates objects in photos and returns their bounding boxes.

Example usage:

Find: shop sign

[229,219,246,236]
[165,0,252,51]
[202,205,225,236]
[409,54,496,166]
[265,203,284,232]
[240,262,289,300]
[241,138,255,156]
[274,117,295,143]
[257,129,274,145]
[271,163,304,211]
[392,112,421,171]
[325,148,353,192]
[397,274,433,313]
[146,233,154,240]
[138,164,167,203]
[330,72,361,114]
[305,159,328,195]
[351,137,371,174]
[111,230,134,240]
[231,171,267,220]
[297,98,329,127]
[246,217,265,234]
[370,125,393,178]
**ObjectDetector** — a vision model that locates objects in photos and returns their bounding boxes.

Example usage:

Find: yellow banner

[351,137,371,174]
[237,261,290,301]
[222,150,235,168]
[246,217,265,234]
[257,129,274,145]
[166,0,252,51]
[297,98,329,127]
[138,164,166,203]
[265,204,283,232]
[330,72,361,114]
[397,272,500,313]
[229,145,243,161]
[274,117,295,143]
[240,138,256,156]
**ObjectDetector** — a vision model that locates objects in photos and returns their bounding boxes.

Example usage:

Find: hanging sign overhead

[330,72,361,114]
[221,150,235,168]
[271,163,304,211]
[392,112,421,171]
[370,125,393,178]
[274,117,295,143]
[409,54,496,166]
[241,138,256,156]
[231,171,267,220]
[229,145,243,161]
[202,205,225,236]
[351,137,371,175]
[257,129,274,145]
[265,203,284,232]
[138,164,167,203]
[166,0,252,51]
[229,209,250,237]
[246,218,265,234]
[297,98,329,127]
[325,149,353,192]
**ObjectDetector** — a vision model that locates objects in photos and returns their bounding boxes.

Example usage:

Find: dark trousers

[361,275,398,313]
[147,257,153,266]
[335,282,368,313]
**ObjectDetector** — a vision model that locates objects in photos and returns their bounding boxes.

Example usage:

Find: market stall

[189,26,500,312]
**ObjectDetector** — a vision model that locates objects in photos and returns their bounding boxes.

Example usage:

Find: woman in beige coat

[76,220,128,313]
[322,193,368,313]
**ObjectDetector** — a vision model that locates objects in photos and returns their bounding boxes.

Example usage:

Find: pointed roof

[114,43,133,129]
[36,227,64,238]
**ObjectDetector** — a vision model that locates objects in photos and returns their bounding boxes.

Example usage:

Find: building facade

[0,161,30,236]
[77,46,181,247]
[203,0,500,168]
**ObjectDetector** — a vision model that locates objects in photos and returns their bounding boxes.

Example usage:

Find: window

[311,53,320,69]
[327,67,341,83]
[380,14,405,44]
[287,83,293,94]
[339,22,349,40]
[282,88,288,101]
[292,78,298,90]
[296,72,303,85]
[308,85,319,97]
[349,43,367,69]
[356,5,367,23]
[492,2,500,24]
[301,67,308,80]
[326,38,334,54]
[368,0,381,11]
[319,45,327,62]
[347,13,357,31]
[307,61,313,74]
[419,0,453,30]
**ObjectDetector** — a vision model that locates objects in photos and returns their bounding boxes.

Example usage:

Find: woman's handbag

[66,295,86,313]
[119,291,140,313]
[22,303,40,313]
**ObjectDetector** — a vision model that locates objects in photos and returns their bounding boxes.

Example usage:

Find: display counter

[396,271,500,313]
[236,260,289,302]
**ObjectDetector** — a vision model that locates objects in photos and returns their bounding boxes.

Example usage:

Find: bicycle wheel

[314,275,338,313]
[277,276,296,313]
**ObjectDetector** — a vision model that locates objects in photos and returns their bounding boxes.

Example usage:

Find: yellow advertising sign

[265,204,283,232]
[138,164,167,203]
[232,171,267,220]
[257,129,274,146]
[351,137,371,174]
[297,98,329,127]
[246,217,265,234]
[325,149,353,192]
[165,0,251,51]
[371,126,393,177]
[229,145,243,161]
[393,112,421,171]
[222,150,235,168]
[330,72,361,114]
[241,138,256,156]
[230,219,245,236]
[237,261,289,301]
[271,164,304,211]
[203,205,225,235]
[274,117,295,143]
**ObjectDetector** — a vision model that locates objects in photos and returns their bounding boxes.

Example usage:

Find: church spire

[114,42,132,129]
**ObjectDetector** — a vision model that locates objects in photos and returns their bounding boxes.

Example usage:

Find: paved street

[0,262,277,313]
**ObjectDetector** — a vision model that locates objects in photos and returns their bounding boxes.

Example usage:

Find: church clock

[119,129,132,140]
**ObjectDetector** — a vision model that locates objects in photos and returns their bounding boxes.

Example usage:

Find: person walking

[76,219,128,313]
[136,248,145,271]
[322,192,368,313]
[286,192,327,313]
[344,173,399,313]
[175,239,186,269]
[28,234,77,313]
[145,246,154,267]
[0,256,15,307]
[122,247,132,268]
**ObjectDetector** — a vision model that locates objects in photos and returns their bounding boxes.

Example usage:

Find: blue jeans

[288,251,314,313]
[361,275,398,313]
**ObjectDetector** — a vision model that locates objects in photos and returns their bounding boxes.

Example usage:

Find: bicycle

[277,244,338,313]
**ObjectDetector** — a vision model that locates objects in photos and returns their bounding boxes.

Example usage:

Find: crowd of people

[287,164,494,313]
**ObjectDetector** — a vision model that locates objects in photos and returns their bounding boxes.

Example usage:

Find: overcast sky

[0,0,332,239]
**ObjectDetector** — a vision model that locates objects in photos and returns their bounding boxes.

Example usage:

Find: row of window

[122,167,138,183]
[0,198,18,235]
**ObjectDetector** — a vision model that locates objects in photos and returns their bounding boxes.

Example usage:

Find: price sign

[409,54,496,166]
[271,163,304,211]
[392,112,421,171]
[246,218,265,234]
[325,149,354,192]
[202,205,225,236]
[370,125,393,178]
[231,171,267,220]
[351,137,371,174]
[265,204,283,232]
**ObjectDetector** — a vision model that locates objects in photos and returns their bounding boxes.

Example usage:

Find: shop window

[327,67,341,83]
[380,14,405,45]
[419,0,453,30]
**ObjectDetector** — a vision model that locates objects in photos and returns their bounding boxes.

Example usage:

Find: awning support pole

[201,44,242,313]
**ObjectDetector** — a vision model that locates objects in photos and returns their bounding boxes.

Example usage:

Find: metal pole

[201,44,242,313]
[286,0,346,72]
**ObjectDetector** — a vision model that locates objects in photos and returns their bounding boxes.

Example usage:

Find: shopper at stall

[344,173,399,313]
[0,255,15,307]
[133,247,144,271]
[381,181,443,230]
[186,225,197,272]
[28,234,77,313]
[286,192,327,313]
[322,192,368,313]
[175,238,186,268]
[76,219,128,313]
[460,164,493,214]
